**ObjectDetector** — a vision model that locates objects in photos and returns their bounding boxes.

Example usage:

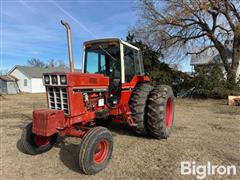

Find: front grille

[47,87,69,115]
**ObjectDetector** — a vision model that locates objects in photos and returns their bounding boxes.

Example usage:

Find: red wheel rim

[94,139,109,164]
[165,97,173,128]
[34,135,51,147]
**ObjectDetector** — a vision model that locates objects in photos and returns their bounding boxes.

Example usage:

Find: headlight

[44,75,50,84]
[60,75,67,84]
[51,75,58,84]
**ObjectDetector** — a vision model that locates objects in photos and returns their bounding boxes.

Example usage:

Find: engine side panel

[67,73,109,88]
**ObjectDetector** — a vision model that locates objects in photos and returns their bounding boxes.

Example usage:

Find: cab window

[84,43,121,80]
[85,51,99,73]
[124,46,141,82]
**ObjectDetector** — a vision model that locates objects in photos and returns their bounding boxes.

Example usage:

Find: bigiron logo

[180,161,237,179]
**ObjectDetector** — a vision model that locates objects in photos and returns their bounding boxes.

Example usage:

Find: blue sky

[1,0,191,72]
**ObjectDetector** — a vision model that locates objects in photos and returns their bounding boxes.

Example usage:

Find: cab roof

[83,38,120,45]
[83,38,140,51]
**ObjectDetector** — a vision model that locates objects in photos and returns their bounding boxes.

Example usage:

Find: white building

[0,75,19,94]
[8,65,80,93]
[190,45,240,81]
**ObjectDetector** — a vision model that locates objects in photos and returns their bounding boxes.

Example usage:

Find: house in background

[8,65,80,93]
[0,75,19,94]
[190,42,240,80]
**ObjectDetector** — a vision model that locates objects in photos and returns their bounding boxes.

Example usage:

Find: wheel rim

[165,97,173,128]
[33,135,51,147]
[94,139,109,164]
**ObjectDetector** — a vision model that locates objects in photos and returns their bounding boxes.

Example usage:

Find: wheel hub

[165,97,173,128]
[33,135,51,147]
[94,139,109,164]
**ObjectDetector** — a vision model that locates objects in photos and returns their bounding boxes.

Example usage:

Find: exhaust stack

[61,20,74,72]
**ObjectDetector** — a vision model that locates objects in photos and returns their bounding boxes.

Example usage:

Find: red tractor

[20,21,174,175]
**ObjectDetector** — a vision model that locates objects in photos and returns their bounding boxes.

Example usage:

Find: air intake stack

[61,20,74,72]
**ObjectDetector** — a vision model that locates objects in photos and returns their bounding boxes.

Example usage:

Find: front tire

[20,123,58,155]
[147,85,174,139]
[78,127,113,175]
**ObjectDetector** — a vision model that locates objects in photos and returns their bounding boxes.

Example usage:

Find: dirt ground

[0,93,239,180]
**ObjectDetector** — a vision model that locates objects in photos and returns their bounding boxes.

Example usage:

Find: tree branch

[187,45,215,55]
[215,25,232,35]
[224,0,240,21]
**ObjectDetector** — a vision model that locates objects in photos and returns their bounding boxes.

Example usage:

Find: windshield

[84,42,121,79]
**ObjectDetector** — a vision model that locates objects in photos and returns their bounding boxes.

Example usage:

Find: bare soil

[0,93,239,180]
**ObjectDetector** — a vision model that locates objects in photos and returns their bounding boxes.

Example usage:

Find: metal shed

[0,75,19,94]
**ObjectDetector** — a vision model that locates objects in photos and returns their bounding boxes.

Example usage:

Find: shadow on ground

[108,121,136,137]
[56,122,149,173]
[56,140,81,173]
[108,121,153,140]
[15,120,150,173]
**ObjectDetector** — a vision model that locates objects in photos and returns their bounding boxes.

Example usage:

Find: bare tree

[135,0,240,86]
[47,59,67,68]
[47,59,57,68]
[27,58,46,68]
[27,58,67,68]
[57,60,68,68]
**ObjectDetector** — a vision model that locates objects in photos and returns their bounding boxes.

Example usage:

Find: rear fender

[120,75,150,104]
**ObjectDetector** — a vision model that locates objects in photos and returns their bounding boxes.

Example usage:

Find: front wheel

[20,123,58,155]
[78,126,113,175]
[147,85,174,139]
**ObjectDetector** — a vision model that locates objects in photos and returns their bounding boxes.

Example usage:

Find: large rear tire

[129,83,153,135]
[78,127,113,175]
[147,85,174,139]
[20,123,58,155]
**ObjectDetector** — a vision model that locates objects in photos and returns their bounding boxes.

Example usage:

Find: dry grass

[0,94,239,179]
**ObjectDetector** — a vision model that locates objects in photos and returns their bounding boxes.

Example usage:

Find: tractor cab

[82,38,144,105]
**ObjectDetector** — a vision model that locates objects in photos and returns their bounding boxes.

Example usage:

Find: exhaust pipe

[61,20,74,72]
